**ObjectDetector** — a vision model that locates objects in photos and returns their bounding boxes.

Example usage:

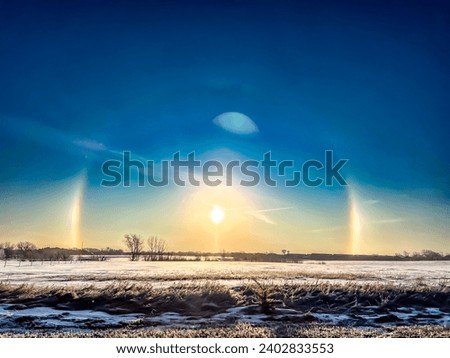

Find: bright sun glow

[349,200,362,255]
[210,205,225,224]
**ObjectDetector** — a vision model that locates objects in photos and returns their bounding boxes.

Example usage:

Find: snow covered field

[0,259,449,336]
[1,258,449,287]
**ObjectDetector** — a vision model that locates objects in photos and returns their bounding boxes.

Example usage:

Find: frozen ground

[0,304,143,331]
[0,303,448,333]
[0,259,448,336]
[1,258,449,287]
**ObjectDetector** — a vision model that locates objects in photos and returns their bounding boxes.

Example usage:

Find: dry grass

[24,270,387,284]
[0,281,238,316]
[278,324,450,338]
[0,323,448,338]
[1,280,448,316]
[1,280,448,337]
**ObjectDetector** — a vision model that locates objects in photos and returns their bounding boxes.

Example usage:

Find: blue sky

[0,0,448,253]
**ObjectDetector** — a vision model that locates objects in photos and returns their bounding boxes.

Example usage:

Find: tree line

[0,235,171,264]
[0,242,124,266]
[0,241,71,266]
[123,234,171,261]
[1,239,448,264]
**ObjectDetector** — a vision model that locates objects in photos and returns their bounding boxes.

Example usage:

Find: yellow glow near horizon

[175,185,257,251]
[349,191,363,255]
[70,195,81,247]
[210,205,225,224]
[69,173,86,249]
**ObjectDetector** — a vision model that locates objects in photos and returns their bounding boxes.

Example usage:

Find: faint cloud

[213,112,259,134]
[73,139,107,151]
[250,207,293,213]
[248,212,275,224]
[372,218,405,224]
[363,199,380,205]
[246,207,293,225]
[306,226,346,233]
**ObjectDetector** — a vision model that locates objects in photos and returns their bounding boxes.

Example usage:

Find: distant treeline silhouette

[0,242,124,265]
[1,240,448,263]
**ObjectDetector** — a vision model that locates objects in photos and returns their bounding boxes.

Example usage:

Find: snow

[0,304,143,332]
[1,258,448,288]
[2,302,446,332]
[1,259,448,332]
[315,313,351,325]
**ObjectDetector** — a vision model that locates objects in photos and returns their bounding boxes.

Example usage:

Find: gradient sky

[0,0,448,254]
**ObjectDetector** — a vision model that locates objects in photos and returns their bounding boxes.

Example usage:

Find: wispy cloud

[213,112,259,134]
[248,207,293,213]
[1,116,112,156]
[305,225,346,233]
[73,139,107,151]
[246,206,293,225]
[363,199,380,205]
[248,212,275,224]
[372,218,405,224]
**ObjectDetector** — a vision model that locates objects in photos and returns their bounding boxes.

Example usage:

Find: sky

[0,0,449,254]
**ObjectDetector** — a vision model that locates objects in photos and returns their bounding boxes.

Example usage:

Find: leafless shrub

[144,236,168,261]
[250,279,278,314]
[123,234,143,261]
[0,242,15,267]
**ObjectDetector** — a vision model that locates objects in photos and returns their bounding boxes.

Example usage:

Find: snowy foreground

[0,259,449,336]
[1,258,449,287]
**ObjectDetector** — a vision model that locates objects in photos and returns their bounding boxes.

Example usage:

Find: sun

[210,205,225,224]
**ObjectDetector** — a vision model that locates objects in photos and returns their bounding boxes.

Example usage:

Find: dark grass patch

[0,323,449,338]
[0,281,448,329]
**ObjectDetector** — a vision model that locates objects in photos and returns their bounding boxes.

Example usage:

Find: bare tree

[0,242,15,256]
[0,242,15,267]
[421,250,443,260]
[16,241,37,265]
[145,236,166,261]
[123,234,144,261]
